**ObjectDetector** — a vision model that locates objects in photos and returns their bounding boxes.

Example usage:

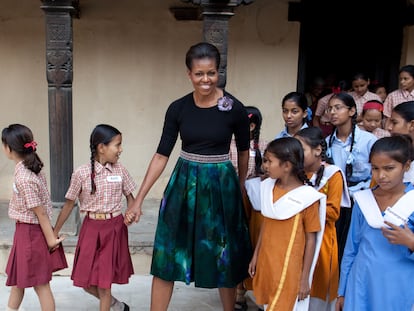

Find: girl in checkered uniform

[54,124,136,311]
[2,123,67,311]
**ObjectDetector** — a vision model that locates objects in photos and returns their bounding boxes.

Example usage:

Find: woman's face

[295,136,320,171]
[352,78,369,97]
[387,111,412,135]
[361,109,382,133]
[262,151,284,179]
[375,86,387,102]
[327,98,354,127]
[399,71,414,92]
[282,100,307,130]
[370,152,408,192]
[187,58,218,97]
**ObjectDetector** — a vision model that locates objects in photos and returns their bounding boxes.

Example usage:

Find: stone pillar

[182,0,254,89]
[40,0,79,235]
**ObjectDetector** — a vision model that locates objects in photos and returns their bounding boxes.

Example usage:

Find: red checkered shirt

[229,138,268,178]
[349,91,382,116]
[383,88,414,117]
[8,161,52,224]
[65,161,137,213]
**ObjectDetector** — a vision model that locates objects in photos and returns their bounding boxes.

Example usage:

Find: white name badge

[107,175,122,182]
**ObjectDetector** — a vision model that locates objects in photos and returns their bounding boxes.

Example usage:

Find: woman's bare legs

[150,276,174,311]
[33,283,55,311]
[219,287,237,311]
[7,286,24,310]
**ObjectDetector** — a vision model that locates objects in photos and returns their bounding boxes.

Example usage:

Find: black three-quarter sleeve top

[156,91,250,157]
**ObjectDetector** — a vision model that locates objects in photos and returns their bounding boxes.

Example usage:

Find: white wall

[0,0,299,200]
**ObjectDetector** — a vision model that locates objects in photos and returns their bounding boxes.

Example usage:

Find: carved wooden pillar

[40,1,79,234]
[183,0,253,89]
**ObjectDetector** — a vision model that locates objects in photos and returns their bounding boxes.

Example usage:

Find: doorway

[297,0,407,95]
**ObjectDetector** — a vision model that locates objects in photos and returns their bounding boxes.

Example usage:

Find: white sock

[111,297,124,311]
[6,307,19,311]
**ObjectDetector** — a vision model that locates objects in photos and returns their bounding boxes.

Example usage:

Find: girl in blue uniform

[337,135,414,311]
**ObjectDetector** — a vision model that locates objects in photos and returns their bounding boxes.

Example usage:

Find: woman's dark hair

[265,137,311,185]
[327,92,357,181]
[370,135,414,163]
[281,91,309,125]
[369,81,387,94]
[295,126,327,186]
[90,124,121,194]
[351,72,370,83]
[246,106,263,176]
[185,42,220,70]
[392,101,414,122]
[1,124,44,174]
[399,65,414,78]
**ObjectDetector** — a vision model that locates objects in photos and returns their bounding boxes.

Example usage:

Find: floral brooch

[217,96,233,111]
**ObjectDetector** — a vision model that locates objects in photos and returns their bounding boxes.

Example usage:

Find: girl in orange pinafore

[295,127,351,311]
[249,137,326,311]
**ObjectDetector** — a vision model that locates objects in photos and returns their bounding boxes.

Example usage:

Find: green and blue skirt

[150,151,252,288]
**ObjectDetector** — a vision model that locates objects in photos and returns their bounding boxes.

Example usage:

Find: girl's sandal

[234,300,248,311]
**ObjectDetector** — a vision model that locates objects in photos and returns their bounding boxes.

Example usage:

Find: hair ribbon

[24,141,37,151]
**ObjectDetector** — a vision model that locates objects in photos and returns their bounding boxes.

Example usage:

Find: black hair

[265,137,311,185]
[392,101,414,122]
[246,106,263,176]
[369,81,387,94]
[281,91,309,125]
[295,126,327,187]
[351,72,370,83]
[185,42,220,71]
[370,135,413,163]
[327,92,357,182]
[399,65,414,78]
[1,124,44,174]
[90,124,121,194]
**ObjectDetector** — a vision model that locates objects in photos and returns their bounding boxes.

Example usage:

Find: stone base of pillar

[52,202,80,236]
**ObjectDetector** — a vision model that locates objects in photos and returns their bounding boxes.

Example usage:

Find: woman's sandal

[234,300,248,311]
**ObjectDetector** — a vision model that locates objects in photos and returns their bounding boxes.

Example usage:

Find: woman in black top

[126,42,252,311]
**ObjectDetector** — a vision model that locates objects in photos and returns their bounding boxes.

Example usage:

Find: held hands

[49,235,65,253]
[382,222,414,251]
[124,201,143,226]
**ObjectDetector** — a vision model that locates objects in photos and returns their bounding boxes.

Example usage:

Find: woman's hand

[382,222,414,251]
[335,296,344,311]
[248,253,257,278]
[297,278,310,301]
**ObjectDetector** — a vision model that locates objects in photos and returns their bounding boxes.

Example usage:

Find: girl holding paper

[336,135,414,311]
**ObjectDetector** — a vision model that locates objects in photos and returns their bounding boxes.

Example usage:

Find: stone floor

[0,199,259,310]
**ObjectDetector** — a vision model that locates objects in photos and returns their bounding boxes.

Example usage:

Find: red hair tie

[248,113,253,118]
[363,101,383,112]
[24,141,37,151]
[332,86,341,94]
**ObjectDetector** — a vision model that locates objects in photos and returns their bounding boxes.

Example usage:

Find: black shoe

[123,302,130,311]
[234,300,248,311]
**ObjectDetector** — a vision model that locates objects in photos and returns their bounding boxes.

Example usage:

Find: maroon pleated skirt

[6,222,68,288]
[71,214,134,289]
